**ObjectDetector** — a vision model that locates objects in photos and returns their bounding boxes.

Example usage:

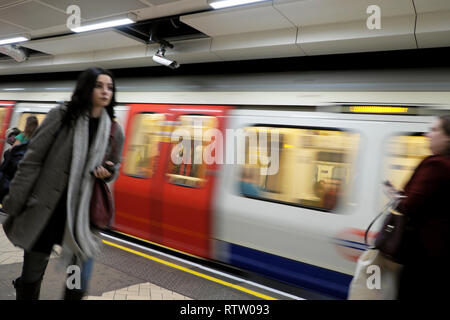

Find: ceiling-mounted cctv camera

[152,45,180,69]
[152,53,179,69]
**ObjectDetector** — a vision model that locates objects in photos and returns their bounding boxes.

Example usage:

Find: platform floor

[1,210,306,301]
[0,224,192,300]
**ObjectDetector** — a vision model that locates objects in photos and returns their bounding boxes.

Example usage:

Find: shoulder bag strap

[103,120,117,163]
[364,198,397,246]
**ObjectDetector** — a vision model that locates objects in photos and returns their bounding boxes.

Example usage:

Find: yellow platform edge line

[102,240,277,300]
[113,230,199,259]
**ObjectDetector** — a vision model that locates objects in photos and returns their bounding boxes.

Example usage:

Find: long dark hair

[63,67,116,126]
[439,114,450,155]
[24,115,38,139]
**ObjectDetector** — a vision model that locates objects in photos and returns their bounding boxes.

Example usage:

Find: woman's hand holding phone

[93,161,114,179]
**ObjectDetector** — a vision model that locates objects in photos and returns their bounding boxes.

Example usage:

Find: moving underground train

[0,68,449,299]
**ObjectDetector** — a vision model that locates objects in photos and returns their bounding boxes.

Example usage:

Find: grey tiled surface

[0,223,192,300]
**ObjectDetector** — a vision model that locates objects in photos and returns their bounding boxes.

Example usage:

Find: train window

[382,134,431,202]
[239,127,360,212]
[122,113,166,178]
[166,115,218,188]
[17,112,46,131]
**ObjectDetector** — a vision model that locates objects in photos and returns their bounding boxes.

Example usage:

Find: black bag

[365,200,409,264]
[374,211,409,264]
[0,142,29,204]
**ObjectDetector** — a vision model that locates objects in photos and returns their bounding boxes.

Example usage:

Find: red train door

[113,104,171,243]
[0,101,15,154]
[161,105,230,258]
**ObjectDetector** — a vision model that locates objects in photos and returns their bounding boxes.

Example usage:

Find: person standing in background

[1,127,21,162]
[13,115,38,146]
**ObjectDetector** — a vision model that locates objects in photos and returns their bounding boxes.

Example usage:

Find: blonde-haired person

[13,115,38,146]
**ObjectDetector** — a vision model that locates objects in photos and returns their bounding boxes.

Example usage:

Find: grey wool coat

[2,104,124,254]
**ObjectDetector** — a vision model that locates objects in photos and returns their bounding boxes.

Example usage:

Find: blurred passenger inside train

[2,67,125,300]
[135,134,152,177]
[313,179,326,199]
[322,179,343,211]
[240,166,261,198]
[13,115,38,146]
[386,114,450,300]
[1,127,21,162]
[172,136,186,175]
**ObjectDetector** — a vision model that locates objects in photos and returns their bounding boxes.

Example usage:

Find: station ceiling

[0,0,449,75]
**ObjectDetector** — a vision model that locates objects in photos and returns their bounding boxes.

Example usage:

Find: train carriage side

[212,107,436,299]
[1,81,449,300]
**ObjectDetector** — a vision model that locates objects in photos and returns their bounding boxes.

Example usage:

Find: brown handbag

[89,121,117,229]
[90,178,114,229]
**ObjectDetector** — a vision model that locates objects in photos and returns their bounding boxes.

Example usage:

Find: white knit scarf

[60,108,111,266]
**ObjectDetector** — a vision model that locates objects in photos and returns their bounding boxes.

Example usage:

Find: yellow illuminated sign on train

[348,106,409,114]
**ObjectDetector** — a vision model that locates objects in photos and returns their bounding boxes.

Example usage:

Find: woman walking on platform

[387,115,450,299]
[2,67,125,300]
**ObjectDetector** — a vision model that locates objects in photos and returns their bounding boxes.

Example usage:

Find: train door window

[166,115,218,188]
[17,112,46,131]
[239,126,360,212]
[122,113,166,178]
[0,108,6,129]
[0,108,6,144]
[381,133,431,204]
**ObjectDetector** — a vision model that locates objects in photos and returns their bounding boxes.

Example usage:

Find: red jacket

[395,155,450,260]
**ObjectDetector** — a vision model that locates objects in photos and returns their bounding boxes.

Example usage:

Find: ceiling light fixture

[71,13,137,33]
[209,0,268,9]
[0,35,30,46]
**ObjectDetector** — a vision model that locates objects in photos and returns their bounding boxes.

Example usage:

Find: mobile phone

[103,162,115,174]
